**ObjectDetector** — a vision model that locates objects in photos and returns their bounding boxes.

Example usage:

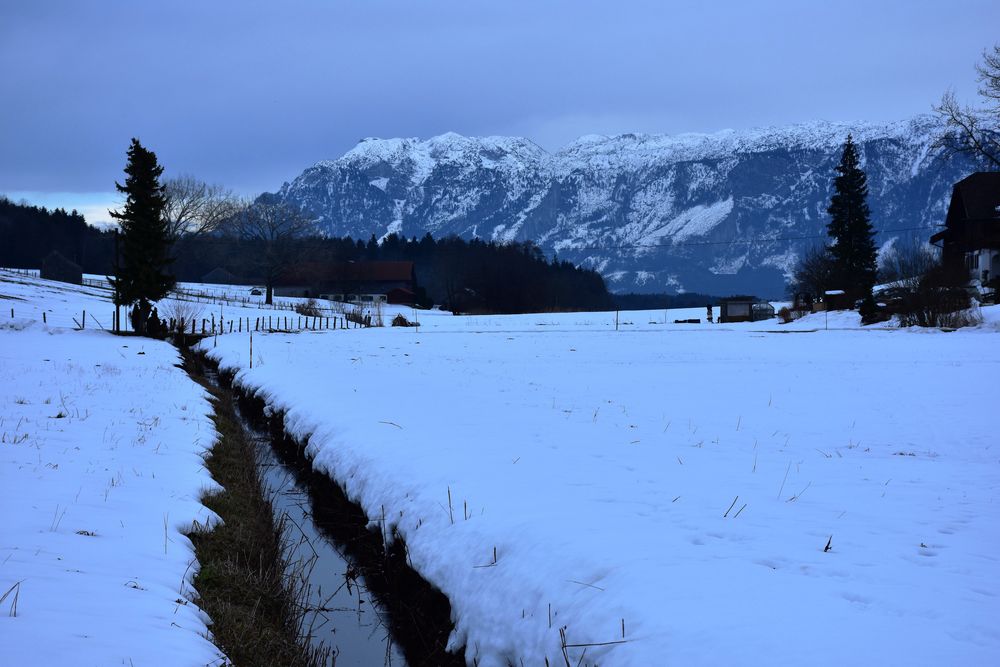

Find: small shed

[823,289,853,311]
[40,251,82,285]
[718,296,775,323]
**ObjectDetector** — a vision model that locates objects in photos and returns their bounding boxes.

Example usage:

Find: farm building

[40,251,82,285]
[274,261,416,303]
[718,296,775,323]
[930,172,1000,287]
[386,287,417,305]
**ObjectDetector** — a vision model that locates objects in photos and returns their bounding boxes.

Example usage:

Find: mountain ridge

[266,115,976,296]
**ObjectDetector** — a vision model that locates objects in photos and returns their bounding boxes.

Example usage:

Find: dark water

[250,425,408,666]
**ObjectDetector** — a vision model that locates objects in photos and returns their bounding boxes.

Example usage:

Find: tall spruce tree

[826,135,877,303]
[109,139,174,335]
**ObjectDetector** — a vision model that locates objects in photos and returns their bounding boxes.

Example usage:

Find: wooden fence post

[82,310,86,329]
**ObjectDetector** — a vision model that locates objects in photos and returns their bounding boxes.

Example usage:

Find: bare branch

[163,175,238,239]
[976,44,1000,105]
[933,45,1000,169]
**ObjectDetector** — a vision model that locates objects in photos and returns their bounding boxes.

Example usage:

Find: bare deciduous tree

[933,44,1000,169]
[789,245,835,299]
[163,175,237,239]
[228,199,316,304]
[877,241,940,288]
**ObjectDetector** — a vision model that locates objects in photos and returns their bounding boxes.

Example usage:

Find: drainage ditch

[187,349,463,667]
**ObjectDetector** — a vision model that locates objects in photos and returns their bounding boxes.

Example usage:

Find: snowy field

[4,268,999,666]
[201,303,1000,666]
[0,271,224,665]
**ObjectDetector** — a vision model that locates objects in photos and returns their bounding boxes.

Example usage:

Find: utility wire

[561,225,935,251]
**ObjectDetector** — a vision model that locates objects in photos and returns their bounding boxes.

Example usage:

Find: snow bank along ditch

[192,350,462,667]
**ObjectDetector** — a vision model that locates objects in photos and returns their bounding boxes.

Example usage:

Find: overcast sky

[1,0,997,224]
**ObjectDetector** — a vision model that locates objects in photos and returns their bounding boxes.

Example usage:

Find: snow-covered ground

[201,303,1000,666]
[0,270,224,665]
[5,267,999,666]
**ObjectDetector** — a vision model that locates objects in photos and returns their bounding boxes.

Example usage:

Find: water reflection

[253,432,408,667]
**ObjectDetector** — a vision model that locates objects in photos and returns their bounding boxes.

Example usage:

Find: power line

[559,225,935,252]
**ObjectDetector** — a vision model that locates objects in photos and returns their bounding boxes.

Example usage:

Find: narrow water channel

[252,428,408,666]
[201,362,407,666]
[197,358,462,667]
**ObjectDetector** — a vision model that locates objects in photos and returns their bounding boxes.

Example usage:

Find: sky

[1,0,997,225]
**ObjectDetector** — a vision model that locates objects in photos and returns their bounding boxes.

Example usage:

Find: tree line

[4,159,614,316]
[174,230,615,314]
[0,197,116,271]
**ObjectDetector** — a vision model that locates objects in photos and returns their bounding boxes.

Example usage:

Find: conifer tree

[109,139,175,335]
[826,135,877,302]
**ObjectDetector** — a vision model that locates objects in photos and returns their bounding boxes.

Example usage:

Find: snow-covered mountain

[266,116,976,296]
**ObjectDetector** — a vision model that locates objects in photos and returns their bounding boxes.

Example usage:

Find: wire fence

[0,267,41,278]
[4,303,374,334]
[5,268,380,335]
[78,275,322,314]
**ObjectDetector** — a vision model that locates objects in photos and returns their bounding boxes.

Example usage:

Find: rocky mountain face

[265,117,977,296]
